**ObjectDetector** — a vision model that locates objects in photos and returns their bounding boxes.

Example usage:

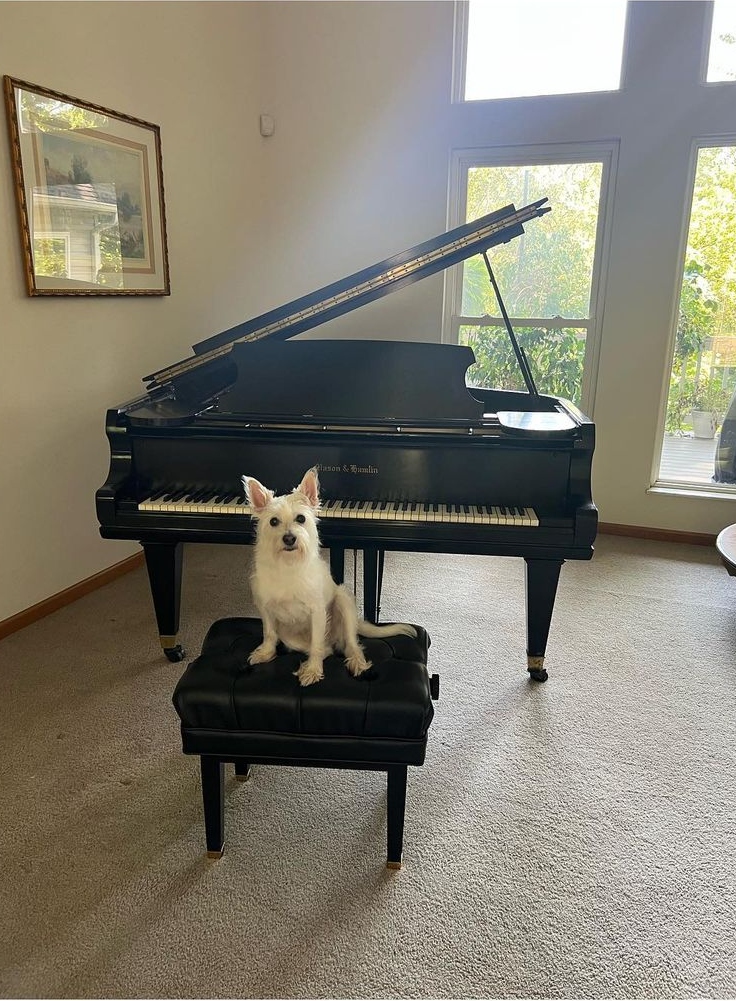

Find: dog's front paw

[249,642,277,665]
[296,659,324,686]
[345,653,372,677]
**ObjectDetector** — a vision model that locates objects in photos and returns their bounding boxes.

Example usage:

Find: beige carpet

[0,535,734,999]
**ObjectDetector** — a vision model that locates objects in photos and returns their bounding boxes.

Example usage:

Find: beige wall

[256,1,454,342]
[1,1,735,625]
[0,2,265,621]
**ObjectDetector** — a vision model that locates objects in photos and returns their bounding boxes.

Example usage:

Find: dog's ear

[241,475,273,511]
[295,467,320,508]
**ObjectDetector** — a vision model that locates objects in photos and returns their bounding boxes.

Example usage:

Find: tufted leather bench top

[173,617,434,766]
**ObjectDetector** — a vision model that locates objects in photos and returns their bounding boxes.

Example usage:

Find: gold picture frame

[3,76,170,295]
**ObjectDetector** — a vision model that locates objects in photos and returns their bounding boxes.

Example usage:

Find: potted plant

[688,379,732,439]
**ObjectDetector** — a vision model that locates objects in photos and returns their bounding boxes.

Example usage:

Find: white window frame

[451,0,470,105]
[701,0,718,83]
[442,142,619,418]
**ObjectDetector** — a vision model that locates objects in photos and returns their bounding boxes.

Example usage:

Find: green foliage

[69,155,92,185]
[117,191,140,222]
[666,376,733,432]
[463,325,586,404]
[32,237,66,278]
[464,162,601,320]
[674,256,718,361]
[97,228,123,286]
[460,162,599,402]
[20,91,107,132]
[665,146,736,431]
[462,149,736,426]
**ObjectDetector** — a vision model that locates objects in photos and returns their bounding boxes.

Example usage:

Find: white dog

[241,467,417,686]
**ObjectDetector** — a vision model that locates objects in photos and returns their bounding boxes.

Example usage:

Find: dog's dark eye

[295,514,306,524]
[269,517,279,527]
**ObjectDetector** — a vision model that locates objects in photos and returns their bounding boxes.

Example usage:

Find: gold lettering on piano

[316,463,378,475]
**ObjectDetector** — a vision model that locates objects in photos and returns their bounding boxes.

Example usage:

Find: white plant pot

[691,409,717,439]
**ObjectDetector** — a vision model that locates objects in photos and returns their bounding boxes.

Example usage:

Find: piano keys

[96,198,597,682]
[136,490,539,527]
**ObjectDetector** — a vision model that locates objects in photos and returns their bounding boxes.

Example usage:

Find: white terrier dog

[241,467,417,686]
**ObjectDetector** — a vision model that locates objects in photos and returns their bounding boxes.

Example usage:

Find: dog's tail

[357,621,417,639]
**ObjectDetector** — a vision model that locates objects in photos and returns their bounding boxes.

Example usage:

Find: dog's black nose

[282,532,297,547]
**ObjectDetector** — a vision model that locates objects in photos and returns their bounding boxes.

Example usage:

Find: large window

[445,148,613,414]
[452,1,736,512]
[461,0,627,101]
[657,144,736,489]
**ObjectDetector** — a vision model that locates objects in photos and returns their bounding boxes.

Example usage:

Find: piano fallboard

[128,428,573,505]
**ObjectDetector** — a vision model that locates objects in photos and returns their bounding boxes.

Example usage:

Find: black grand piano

[96,199,597,682]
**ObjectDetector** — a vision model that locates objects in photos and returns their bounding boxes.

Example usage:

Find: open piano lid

[129,197,574,434]
[142,198,551,394]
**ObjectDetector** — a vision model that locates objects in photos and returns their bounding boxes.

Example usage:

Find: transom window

[460,0,627,102]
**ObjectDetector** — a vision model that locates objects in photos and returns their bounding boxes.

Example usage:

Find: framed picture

[3,77,170,295]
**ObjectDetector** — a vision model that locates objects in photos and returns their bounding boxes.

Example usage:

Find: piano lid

[143,198,550,393]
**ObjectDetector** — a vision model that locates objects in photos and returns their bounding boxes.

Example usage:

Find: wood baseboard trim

[599,522,717,546]
[0,551,144,642]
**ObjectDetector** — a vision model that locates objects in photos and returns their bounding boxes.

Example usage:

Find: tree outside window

[456,160,604,407]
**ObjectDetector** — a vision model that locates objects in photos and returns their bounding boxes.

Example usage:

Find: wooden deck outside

[658,433,718,484]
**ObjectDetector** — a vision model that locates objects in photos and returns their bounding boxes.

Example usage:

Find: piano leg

[329,547,345,585]
[362,548,386,623]
[524,558,563,683]
[143,542,185,661]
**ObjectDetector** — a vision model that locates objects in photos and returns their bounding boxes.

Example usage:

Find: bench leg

[234,758,251,782]
[386,765,408,869]
[200,755,225,858]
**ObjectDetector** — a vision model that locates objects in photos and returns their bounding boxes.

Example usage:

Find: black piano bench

[172,617,438,870]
